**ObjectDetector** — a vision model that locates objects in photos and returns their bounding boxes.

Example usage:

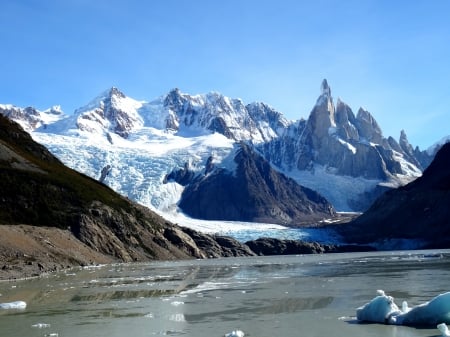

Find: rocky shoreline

[0,223,376,281]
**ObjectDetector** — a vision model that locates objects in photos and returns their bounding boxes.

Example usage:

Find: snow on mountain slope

[34,128,235,214]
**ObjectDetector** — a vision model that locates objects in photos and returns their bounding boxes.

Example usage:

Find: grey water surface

[1,250,450,337]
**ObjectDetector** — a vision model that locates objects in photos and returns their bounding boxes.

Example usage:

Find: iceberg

[356,290,450,327]
[0,301,27,309]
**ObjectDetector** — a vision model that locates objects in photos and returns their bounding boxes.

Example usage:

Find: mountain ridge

[0,81,440,218]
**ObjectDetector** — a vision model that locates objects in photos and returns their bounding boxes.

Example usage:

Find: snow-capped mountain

[0,80,437,219]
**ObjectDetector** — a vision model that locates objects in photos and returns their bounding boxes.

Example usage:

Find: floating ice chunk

[170,301,184,306]
[32,323,51,328]
[0,301,27,309]
[356,290,401,324]
[225,330,245,337]
[438,323,450,336]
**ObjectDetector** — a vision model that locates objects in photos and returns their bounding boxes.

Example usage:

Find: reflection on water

[1,250,450,337]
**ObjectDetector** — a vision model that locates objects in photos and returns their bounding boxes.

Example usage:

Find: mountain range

[0,80,444,225]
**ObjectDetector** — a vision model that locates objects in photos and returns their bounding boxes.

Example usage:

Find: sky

[0,0,449,149]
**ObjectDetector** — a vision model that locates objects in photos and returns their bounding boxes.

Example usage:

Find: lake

[1,250,449,337]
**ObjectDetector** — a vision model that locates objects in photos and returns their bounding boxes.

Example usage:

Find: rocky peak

[355,107,383,144]
[335,99,359,140]
[109,86,126,99]
[75,87,143,137]
[163,88,185,109]
[399,129,429,170]
[399,130,413,153]
[246,102,290,136]
[305,80,337,148]
[321,79,331,97]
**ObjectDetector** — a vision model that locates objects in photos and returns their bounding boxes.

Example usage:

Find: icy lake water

[1,250,450,337]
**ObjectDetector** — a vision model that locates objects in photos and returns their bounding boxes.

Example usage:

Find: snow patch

[337,137,357,154]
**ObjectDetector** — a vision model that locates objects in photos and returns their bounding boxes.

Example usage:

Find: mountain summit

[74,87,144,137]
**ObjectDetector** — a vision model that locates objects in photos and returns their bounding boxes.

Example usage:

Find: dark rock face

[178,143,335,225]
[340,142,450,248]
[164,162,196,186]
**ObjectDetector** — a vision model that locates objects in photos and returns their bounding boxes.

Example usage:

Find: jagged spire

[321,79,331,96]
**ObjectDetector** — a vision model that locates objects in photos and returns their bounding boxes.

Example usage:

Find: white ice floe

[356,290,450,328]
[0,301,27,309]
[225,330,244,337]
[32,323,51,328]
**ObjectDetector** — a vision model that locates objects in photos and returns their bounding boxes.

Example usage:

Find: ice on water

[0,300,27,309]
[357,290,450,332]
[32,323,51,328]
[225,330,245,337]
[356,290,401,324]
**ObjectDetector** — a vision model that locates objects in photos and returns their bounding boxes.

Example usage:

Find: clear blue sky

[1,0,449,149]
